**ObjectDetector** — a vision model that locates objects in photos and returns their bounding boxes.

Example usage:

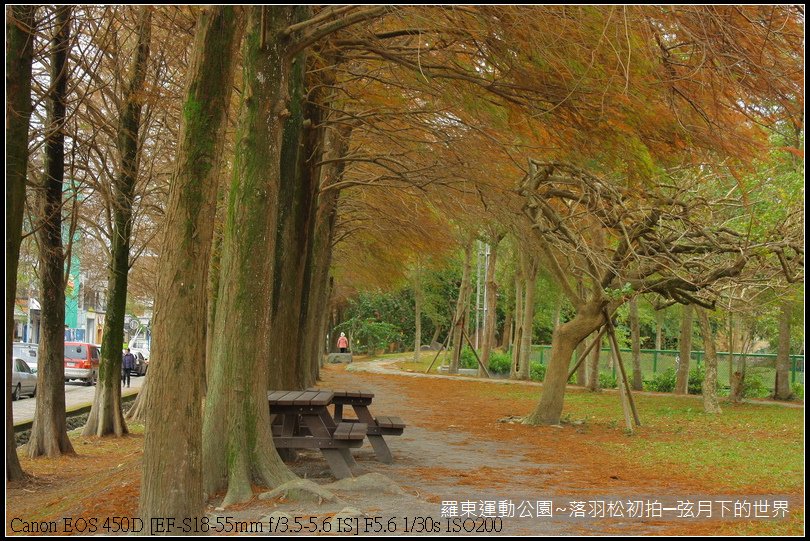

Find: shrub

[644,368,676,393]
[791,382,804,400]
[488,351,512,374]
[742,374,769,398]
[688,366,705,395]
[530,362,546,381]
[459,347,478,369]
[599,372,618,389]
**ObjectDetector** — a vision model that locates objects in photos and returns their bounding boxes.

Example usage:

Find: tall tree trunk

[524,301,605,425]
[293,86,332,388]
[413,269,422,363]
[479,236,501,376]
[301,123,351,380]
[773,300,793,400]
[695,308,721,414]
[205,207,224,387]
[675,305,693,394]
[501,310,512,351]
[28,6,74,458]
[510,262,523,379]
[6,3,36,480]
[126,371,149,422]
[586,332,601,391]
[518,249,538,381]
[202,7,300,507]
[140,7,240,529]
[450,242,473,373]
[730,323,752,403]
[84,6,151,437]
[629,297,642,391]
[268,30,319,390]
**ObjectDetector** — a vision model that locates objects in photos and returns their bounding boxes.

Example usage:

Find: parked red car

[64,342,100,386]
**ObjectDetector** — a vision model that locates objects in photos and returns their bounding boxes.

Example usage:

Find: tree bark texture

[268,27,319,390]
[28,6,75,458]
[202,7,301,507]
[525,300,606,425]
[773,300,793,400]
[84,7,151,438]
[6,3,36,480]
[301,123,351,380]
[140,7,241,530]
[695,308,721,414]
[675,304,693,395]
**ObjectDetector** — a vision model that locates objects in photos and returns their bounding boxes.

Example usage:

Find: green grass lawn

[476,384,804,494]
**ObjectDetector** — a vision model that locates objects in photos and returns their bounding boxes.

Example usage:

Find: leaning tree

[518,161,802,425]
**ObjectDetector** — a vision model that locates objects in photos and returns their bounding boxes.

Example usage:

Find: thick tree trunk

[510,263,523,379]
[629,298,643,391]
[205,211,223,387]
[269,30,319,390]
[450,242,473,373]
[479,237,501,376]
[301,124,350,380]
[675,305,693,394]
[695,308,721,414]
[140,7,240,529]
[518,249,538,381]
[28,6,75,458]
[84,7,151,437]
[202,7,300,507]
[773,301,793,400]
[6,4,36,480]
[524,301,605,425]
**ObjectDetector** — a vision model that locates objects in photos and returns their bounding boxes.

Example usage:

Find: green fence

[530,345,805,389]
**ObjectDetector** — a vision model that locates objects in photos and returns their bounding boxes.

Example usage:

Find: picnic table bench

[268,390,366,479]
[309,388,406,464]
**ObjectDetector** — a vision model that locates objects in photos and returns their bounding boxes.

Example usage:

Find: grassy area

[474,384,804,494]
[393,350,452,373]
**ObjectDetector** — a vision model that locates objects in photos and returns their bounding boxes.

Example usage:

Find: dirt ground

[6,358,804,536]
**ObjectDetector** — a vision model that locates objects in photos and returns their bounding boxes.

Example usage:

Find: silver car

[12,342,38,373]
[12,358,37,400]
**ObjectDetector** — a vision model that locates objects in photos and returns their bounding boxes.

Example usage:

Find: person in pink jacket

[337,332,349,353]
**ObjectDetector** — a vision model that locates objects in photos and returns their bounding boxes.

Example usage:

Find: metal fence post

[540,346,544,366]
[653,350,658,374]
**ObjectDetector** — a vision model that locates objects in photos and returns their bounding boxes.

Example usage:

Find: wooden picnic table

[310,388,406,464]
[267,390,366,479]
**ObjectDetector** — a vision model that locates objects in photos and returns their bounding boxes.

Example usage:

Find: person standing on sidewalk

[337,333,349,353]
[122,348,136,388]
